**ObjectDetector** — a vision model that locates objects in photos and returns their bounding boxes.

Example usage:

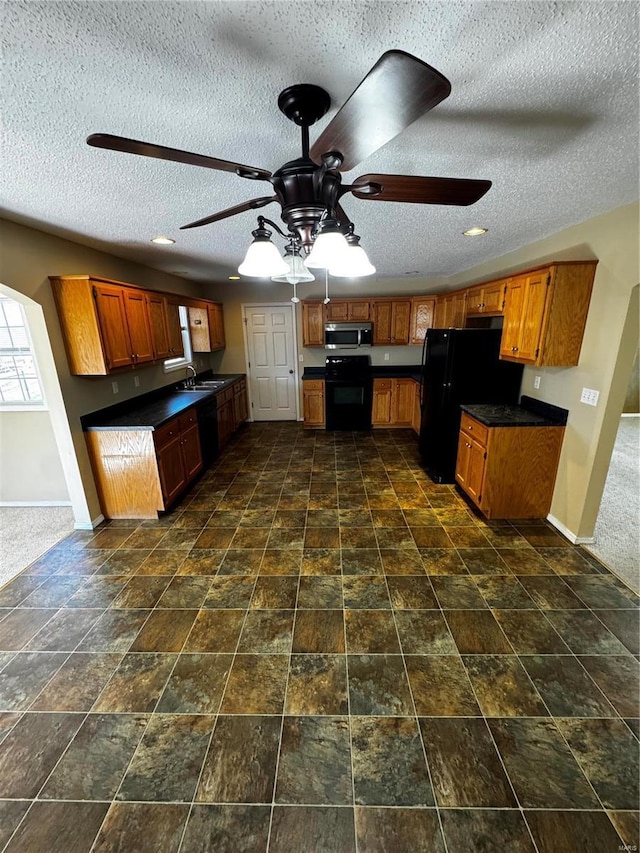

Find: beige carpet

[585,417,640,593]
[0,506,75,587]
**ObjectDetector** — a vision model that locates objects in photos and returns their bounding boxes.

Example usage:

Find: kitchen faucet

[184,364,197,387]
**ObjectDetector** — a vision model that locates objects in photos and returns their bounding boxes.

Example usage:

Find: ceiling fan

[87,50,491,255]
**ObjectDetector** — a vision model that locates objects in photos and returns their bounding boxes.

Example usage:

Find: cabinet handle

[467,425,473,431]
[465,441,472,448]
[511,346,519,352]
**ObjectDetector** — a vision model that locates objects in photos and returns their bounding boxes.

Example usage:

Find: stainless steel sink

[178,380,226,392]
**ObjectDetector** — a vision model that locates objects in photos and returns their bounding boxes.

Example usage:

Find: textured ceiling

[2,1,638,284]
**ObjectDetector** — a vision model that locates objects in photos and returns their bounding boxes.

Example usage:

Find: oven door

[325,378,373,430]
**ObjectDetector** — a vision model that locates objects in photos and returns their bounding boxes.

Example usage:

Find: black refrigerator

[419,328,523,483]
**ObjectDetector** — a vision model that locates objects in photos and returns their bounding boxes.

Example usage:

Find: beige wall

[2,201,637,538]
[0,411,69,503]
[0,218,216,521]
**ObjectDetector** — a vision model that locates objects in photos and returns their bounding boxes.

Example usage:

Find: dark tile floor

[0,423,638,853]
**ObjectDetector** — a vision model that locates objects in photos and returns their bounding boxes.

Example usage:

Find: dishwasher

[194,395,219,466]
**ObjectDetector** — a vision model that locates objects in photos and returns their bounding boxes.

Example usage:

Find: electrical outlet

[384,352,390,361]
[580,387,599,406]
[111,381,119,394]
[133,376,140,388]
[533,375,541,390]
[299,354,304,362]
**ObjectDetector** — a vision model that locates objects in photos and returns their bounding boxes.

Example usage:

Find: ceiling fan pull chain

[324,269,331,304]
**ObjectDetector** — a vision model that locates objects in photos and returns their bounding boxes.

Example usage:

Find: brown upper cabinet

[465,282,503,317]
[372,299,411,345]
[50,275,224,375]
[324,300,370,322]
[188,301,225,353]
[499,261,597,366]
[410,296,436,345]
[302,301,325,347]
[434,290,467,329]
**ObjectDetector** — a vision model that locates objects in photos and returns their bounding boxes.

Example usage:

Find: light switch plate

[111,381,119,394]
[580,387,599,406]
[533,375,541,389]
[384,353,390,361]
[133,376,140,387]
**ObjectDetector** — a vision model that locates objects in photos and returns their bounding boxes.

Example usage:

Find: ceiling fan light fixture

[238,224,289,277]
[463,226,488,236]
[329,233,375,277]
[304,217,350,269]
[271,245,315,285]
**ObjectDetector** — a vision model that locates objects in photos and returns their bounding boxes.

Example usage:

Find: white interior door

[243,303,298,421]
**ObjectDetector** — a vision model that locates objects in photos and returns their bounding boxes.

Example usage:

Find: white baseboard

[621,412,640,418]
[0,500,72,507]
[74,513,105,530]
[546,513,595,545]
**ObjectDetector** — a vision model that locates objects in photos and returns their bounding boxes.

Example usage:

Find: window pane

[14,355,36,376]
[0,356,16,377]
[0,379,24,401]
[9,327,29,349]
[24,378,44,401]
[3,302,23,326]
[0,329,12,349]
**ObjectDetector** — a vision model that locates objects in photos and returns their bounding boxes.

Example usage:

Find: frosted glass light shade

[305,231,350,269]
[329,243,376,277]
[271,252,315,284]
[238,239,289,277]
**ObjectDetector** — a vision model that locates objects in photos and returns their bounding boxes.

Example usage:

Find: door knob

[289,369,294,374]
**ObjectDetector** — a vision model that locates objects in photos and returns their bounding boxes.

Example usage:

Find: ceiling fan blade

[310,50,451,172]
[351,174,492,206]
[180,196,277,230]
[87,134,272,179]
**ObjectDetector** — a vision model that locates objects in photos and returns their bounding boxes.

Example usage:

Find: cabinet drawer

[460,413,489,446]
[374,379,392,391]
[217,386,234,405]
[154,416,181,450]
[234,379,246,395]
[178,409,198,432]
[303,379,325,391]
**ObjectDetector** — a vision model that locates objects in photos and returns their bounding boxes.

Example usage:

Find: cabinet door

[208,304,225,350]
[156,434,186,505]
[217,399,234,449]
[434,295,453,328]
[410,297,436,344]
[189,305,211,353]
[518,272,549,362]
[325,302,349,322]
[233,382,248,429]
[302,302,324,346]
[303,383,325,427]
[348,301,370,321]
[147,294,171,359]
[372,379,392,425]
[411,381,422,434]
[392,379,414,425]
[455,431,486,505]
[372,302,392,345]
[465,286,484,317]
[500,277,526,358]
[124,290,154,365]
[482,283,503,315]
[180,423,203,481]
[451,292,467,328]
[93,284,134,369]
[391,301,411,344]
[165,300,184,359]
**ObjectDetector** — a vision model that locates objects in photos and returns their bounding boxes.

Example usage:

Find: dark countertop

[461,395,568,428]
[303,365,421,381]
[82,374,244,431]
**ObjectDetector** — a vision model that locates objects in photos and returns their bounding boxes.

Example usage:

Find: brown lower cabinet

[302,379,325,428]
[455,412,565,519]
[86,408,203,519]
[372,378,414,427]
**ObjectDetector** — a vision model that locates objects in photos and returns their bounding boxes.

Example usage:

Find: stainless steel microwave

[324,322,373,349]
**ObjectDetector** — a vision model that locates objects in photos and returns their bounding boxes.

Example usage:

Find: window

[163,305,193,372]
[0,297,45,406]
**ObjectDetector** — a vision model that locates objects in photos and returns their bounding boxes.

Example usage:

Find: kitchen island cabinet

[455,406,566,519]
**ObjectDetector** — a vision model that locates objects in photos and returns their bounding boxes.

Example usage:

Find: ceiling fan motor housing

[272,157,343,250]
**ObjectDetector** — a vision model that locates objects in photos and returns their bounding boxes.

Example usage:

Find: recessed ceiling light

[403,271,420,276]
[463,227,488,237]
[228,275,240,280]
[151,236,175,245]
